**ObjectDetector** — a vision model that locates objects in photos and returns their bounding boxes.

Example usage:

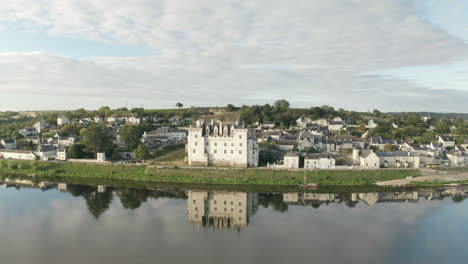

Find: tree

[119,125,144,150]
[175,102,183,109]
[273,99,290,112]
[98,106,112,117]
[131,107,145,116]
[60,123,82,136]
[226,104,236,112]
[134,144,150,161]
[68,144,86,158]
[384,144,396,152]
[81,123,114,156]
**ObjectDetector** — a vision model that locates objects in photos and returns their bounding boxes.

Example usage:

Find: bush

[7,161,18,169]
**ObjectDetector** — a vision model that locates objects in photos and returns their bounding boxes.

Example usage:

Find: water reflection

[1,177,468,229]
[188,190,258,230]
[1,178,468,263]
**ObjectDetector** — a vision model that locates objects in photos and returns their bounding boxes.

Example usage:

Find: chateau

[187,119,259,167]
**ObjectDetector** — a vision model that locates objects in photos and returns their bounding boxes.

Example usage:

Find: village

[0,103,468,171]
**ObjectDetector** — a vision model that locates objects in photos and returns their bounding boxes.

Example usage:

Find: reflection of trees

[452,195,466,203]
[68,185,113,219]
[119,189,151,210]
[258,194,288,213]
[84,192,113,219]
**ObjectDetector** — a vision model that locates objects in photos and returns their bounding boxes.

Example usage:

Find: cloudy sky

[1,0,468,112]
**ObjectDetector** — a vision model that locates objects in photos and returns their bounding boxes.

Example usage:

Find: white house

[56,149,67,161]
[283,152,300,168]
[296,117,311,128]
[36,144,57,161]
[187,119,259,167]
[304,154,335,169]
[57,115,70,126]
[360,151,420,169]
[1,139,16,150]
[446,150,467,166]
[439,135,455,148]
[126,115,141,125]
[328,121,345,132]
[366,119,378,129]
[0,149,36,160]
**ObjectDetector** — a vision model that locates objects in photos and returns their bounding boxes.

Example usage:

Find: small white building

[283,152,300,169]
[57,115,70,126]
[56,149,67,161]
[360,151,420,169]
[0,150,37,160]
[97,152,106,162]
[304,154,335,169]
[439,135,455,148]
[366,119,378,129]
[1,139,16,150]
[36,144,57,161]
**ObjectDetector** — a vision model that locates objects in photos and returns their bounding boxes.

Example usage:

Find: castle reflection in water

[2,177,468,230]
[188,190,258,230]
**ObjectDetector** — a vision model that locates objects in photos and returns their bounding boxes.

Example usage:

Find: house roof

[38,144,56,152]
[305,153,334,159]
[375,152,413,157]
[2,139,15,144]
[284,152,299,157]
[440,135,454,141]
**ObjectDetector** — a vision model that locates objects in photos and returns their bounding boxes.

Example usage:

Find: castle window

[239,135,242,139]
[224,143,227,146]
[231,201,233,205]
[214,143,217,146]
[231,150,234,154]
[193,200,196,204]
[231,143,234,146]
[224,150,227,154]
[195,142,197,146]
[195,134,197,138]
[193,149,196,153]
[214,200,217,204]
[240,143,243,146]
[239,202,242,206]
[214,149,217,153]
[239,151,242,154]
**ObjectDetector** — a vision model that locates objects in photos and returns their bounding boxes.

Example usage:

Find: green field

[0,159,420,186]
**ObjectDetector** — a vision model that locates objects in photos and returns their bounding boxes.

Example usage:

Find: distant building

[57,115,70,126]
[304,154,335,169]
[439,135,455,148]
[283,152,300,168]
[1,139,16,150]
[360,151,420,169]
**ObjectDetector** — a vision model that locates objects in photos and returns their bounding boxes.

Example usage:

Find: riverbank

[376,167,468,187]
[0,159,419,186]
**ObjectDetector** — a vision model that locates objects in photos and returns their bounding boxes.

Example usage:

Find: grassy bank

[0,159,420,186]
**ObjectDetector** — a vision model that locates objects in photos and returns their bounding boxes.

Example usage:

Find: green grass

[0,159,420,186]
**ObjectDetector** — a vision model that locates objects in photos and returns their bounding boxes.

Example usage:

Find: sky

[1,0,468,112]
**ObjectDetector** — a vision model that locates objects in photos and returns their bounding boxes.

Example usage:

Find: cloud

[0,0,467,111]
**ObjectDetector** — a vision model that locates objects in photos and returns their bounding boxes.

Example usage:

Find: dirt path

[376,169,468,186]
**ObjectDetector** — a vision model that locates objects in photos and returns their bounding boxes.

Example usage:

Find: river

[0,179,467,264]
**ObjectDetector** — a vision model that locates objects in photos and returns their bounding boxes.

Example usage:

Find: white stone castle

[187,119,259,167]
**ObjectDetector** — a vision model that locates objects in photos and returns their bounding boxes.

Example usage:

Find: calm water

[1,180,468,264]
